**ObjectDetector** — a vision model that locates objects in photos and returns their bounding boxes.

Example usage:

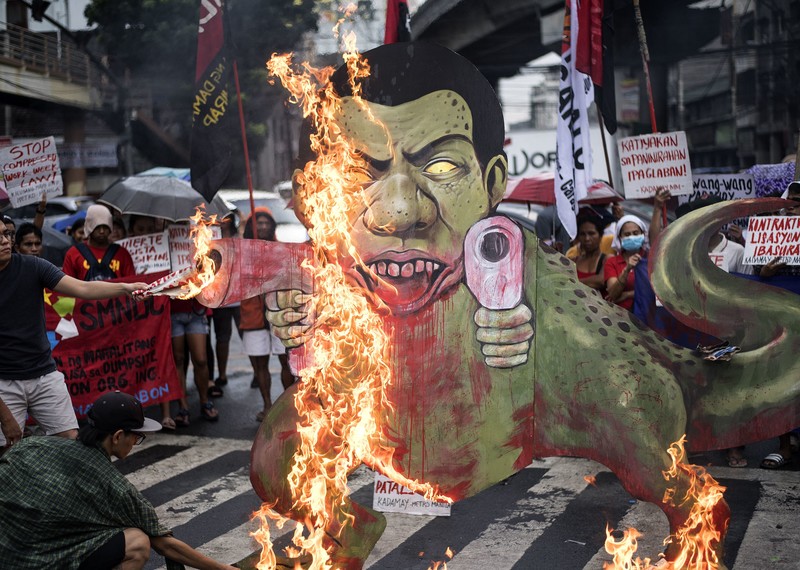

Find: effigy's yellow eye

[424,160,458,175]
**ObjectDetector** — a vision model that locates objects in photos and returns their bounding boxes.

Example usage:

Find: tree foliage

[84,0,319,160]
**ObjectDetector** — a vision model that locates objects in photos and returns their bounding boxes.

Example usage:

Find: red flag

[191,0,236,201]
[384,0,411,44]
[575,0,603,87]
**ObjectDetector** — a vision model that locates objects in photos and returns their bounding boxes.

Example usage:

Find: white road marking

[124,435,250,491]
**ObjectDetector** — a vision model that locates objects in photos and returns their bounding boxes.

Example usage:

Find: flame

[252,32,449,569]
[584,475,597,486]
[178,207,218,299]
[426,547,455,570]
[603,435,727,570]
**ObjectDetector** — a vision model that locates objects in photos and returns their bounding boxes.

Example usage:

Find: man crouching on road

[0,391,238,570]
[0,216,146,451]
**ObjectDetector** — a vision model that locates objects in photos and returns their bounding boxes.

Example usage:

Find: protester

[62,204,135,281]
[169,294,219,426]
[240,208,295,422]
[129,214,158,237]
[573,211,609,293]
[604,214,648,310]
[14,223,43,257]
[1,215,15,249]
[0,391,238,570]
[533,205,571,253]
[209,213,241,388]
[0,217,147,450]
[566,205,617,260]
[68,217,87,244]
[111,216,127,242]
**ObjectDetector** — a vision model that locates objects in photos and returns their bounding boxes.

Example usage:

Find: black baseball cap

[87,391,162,433]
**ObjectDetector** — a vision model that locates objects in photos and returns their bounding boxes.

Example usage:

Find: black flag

[384,0,411,44]
[191,0,235,201]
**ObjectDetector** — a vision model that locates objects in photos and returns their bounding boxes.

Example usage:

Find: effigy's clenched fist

[265,289,314,349]
[473,302,534,368]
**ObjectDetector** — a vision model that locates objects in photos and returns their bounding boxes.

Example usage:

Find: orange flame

[603,435,726,570]
[584,475,597,486]
[253,32,449,569]
[178,207,218,299]
[426,547,455,570]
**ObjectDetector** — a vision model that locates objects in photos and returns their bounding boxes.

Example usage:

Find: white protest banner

[743,216,800,265]
[554,0,594,239]
[117,231,170,274]
[678,173,756,231]
[0,137,63,207]
[372,473,451,516]
[169,224,222,271]
[618,131,692,199]
[681,173,755,203]
[169,225,194,271]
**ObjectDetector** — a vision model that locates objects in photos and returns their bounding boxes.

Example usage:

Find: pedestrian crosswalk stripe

[156,466,253,529]
[120,436,798,570]
[125,435,250,491]
[444,457,604,569]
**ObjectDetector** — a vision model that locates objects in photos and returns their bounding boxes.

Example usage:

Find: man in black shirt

[0,218,147,450]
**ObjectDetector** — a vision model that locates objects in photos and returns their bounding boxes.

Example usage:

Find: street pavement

[132,334,800,569]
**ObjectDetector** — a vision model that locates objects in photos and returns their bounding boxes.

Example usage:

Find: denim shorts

[171,312,209,337]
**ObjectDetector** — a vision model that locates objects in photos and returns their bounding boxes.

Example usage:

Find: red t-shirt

[62,243,136,281]
[603,254,636,311]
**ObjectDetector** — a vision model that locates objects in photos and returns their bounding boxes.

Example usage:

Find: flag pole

[632,0,665,225]
[232,60,256,218]
[596,106,614,187]
[632,0,657,134]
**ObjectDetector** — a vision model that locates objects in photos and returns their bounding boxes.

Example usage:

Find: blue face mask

[620,234,645,252]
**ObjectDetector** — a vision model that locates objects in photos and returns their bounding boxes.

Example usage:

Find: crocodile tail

[650,198,800,450]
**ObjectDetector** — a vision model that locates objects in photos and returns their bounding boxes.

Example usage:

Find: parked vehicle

[2,196,94,228]
[214,190,308,243]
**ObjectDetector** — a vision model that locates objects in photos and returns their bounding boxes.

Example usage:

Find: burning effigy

[141,41,799,569]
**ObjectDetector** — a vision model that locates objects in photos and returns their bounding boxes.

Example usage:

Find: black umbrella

[97,176,229,223]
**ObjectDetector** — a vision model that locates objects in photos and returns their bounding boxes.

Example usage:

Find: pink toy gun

[463,215,524,310]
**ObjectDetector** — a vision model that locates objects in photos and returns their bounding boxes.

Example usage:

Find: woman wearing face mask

[604,215,648,310]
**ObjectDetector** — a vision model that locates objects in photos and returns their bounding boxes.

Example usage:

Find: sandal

[175,408,190,428]
[161,417,176,431]
[201,402,219,422]
[760,452,789,469]
[207,384,224,398]
[215,376,228,387]
[256,410,266,422]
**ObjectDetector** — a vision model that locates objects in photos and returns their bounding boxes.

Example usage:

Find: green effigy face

[332,90,507,315]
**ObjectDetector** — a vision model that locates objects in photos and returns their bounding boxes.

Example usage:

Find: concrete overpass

[411,0,722,130]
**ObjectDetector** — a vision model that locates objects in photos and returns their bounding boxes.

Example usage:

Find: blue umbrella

[136,167,191,182]
[52,210,87,232]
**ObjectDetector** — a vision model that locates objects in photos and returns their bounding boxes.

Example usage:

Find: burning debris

[604,436,727,570]
[250,33,449,569]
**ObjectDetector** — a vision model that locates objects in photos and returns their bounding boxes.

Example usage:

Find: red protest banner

[45,273,181,418]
